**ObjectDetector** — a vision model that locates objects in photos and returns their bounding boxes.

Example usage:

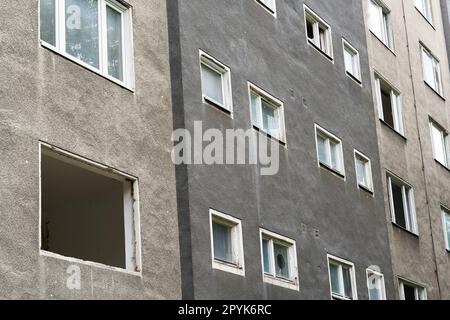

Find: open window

[366,268,386,300]
[367,0,393,49]
[315,124,345,177]
[421,44,443,96]
[415,0,433,23]
[304,5,333,60]
[40,143,141,272]
[399,279,427,300]
[375,75,403,135]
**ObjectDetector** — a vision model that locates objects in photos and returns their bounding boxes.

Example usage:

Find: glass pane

[422,49,435,88]
[403,284,416,300]
[274,243,289,279]
[381,87,394,127]
[344,48,354,75]
[306,20,314,40]
[201,63,223,105]
[432,125,446,165]
[251,93,260,127]
[329,263,340,295]
[445,212,450,249]
[356,157,367,187]
[65,0,99,68]
[368,0,382,38]
[262,239,270,274]
[392,182,406,228]
[107,6,123,81]
[342,266,353,299]
[40,0,56,46]
[368,273,382,300]
[330,140,339,170]
[212,222,233,263]
[261,100,279,138]
[317,135,328,165]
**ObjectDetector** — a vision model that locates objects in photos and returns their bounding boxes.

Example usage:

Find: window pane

[319,27,327,52]
[422,49,435,88]
[392,182,406,228]
[432,124,446,165]
[329,140,339,170]
[342,266,353,299]
[368,273,382,300]
[107,6,123,81]
[40,0,56,46]
[356,157,367,186]
[212,222,233,263]
[403,284,417,300]
[329,263,340,295]
[274,243,289,279]
[65,0,100,68]
[262,239,270,274]
[201,64,223,105]
[306,20,314,40]
[251,93,260,127]
[368,0,382,38]
[444,212,450,249]
[381,88,394,127]
[317,135,328,165]
[344,48,354,75]
[261,100,279,138]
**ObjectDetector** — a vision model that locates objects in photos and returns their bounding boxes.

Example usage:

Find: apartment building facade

[0,0,181,299]
[363,0,450,299]
[170,0,394,300]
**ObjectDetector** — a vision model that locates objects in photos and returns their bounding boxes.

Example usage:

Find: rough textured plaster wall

[0,0,181,299]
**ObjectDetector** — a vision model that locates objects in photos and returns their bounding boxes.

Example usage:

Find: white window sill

[307,39,334,63]
[203,96,233,117]
[331,293,353,300]
[40,41,135,92]
[212,259,245,277]
[40,250,142,277]
[319,162,346,180]
[369,31,395,56]
[263,274,299,291]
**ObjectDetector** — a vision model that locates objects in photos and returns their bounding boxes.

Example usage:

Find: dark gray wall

[170,0,395,299]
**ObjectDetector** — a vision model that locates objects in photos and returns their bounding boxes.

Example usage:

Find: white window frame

[314,124,345,177]
[39,0,135,90]
[354,149,374,193]
[429,120,449,168]
[415,0,433,24]
[421,44,443,96]
[375,74,404,135]
[399,278,427,300]
[441,206,450,251]
[38,142,142,276]
[248,82,286,143]
[304,4,334,61]
[255,0,277,17]
[199,51,233,115]
[327,255,358,300]
[368,0,393,49]
[259,228,299,291]
[209,209,245,276]
[342,39,361,83]
[366,268,387,300]
[387,173,418,234]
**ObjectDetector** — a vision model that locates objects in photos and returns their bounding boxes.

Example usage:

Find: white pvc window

[415,0,433,23]
[304,5,333,59]
[328,256,357,300]
[442,207,450,251]
[366,269,386,300]
[387,174,418,234]
[40,0,134,88]
[315,125,345,176]
[354,150,373,192]
[421,45,443,95]
[249,84,286,143]
[260,229,299,291]
[209,209,245,276]
[343,40,361,82]
[256,0,276,15]
[430,121,449,167]
[399,279,427,300]
[367,0,392,48]
[375,75,404,134]
[200,51,233,113]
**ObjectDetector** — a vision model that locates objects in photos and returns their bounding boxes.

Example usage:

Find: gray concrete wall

[0,0,181,299]
[363,0,450,299]
[171,0,395,299]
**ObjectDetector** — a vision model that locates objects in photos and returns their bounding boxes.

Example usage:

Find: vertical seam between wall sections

[401,0,442,299]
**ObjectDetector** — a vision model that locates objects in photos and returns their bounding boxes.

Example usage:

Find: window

[415,0,433,23]
[421,45,443,95]
[260,229,299,290]
[327,255,357,300]
[430,120,449,167]
[442,207,450,251]
[256,0,276,15]
[354,150,373,192]
[200,51,233,114]
[367,0,392,48]
[40,143,141,272]
[399,279,427,300]
[366,269,386,300]
[249,84,286,143]
[375,75,404,134]
[40,0,134,88]
[304,5,333,59]
[387,174,418,234]
[209,209,245,276]
[343,40,361,82]
[315,125,345,176]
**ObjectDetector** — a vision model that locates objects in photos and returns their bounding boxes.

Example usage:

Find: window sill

[255,0,277,17]
[369,31,395,56]
[203,97,233,118]
[263,274,299,291]
[319,162,346,180]
[40,250,142,277]
[331,293,353,301]
[41,41,135,93]
[435,159,450,173]
[358,184,374,196]
[212,259,245,277]
[253,126,287,147]
[345,71,362,86]
[307,39,334,63]
[415,7,435,29]
[391,222,419,238]
[424,81,445,101]
[379,119,407,141]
